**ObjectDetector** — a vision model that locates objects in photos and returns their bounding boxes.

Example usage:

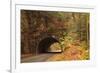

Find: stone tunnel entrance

[38,36,61,54]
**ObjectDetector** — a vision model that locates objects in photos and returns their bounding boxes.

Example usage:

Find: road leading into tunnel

[21,53,57,63]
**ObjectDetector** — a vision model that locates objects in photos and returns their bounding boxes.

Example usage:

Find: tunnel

[38,37,60,53]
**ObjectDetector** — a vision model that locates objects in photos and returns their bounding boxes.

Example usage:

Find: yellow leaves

[47,41,89,61]
[80,50,89,60]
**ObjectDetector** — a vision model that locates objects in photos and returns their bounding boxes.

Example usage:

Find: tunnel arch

[38,36,60,53]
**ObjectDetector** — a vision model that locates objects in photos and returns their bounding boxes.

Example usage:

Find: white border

[11,4,96,73]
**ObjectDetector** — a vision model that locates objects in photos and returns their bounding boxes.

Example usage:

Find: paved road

[21,53,54,63]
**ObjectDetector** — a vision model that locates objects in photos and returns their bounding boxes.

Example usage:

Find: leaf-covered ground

[47,42,89,61]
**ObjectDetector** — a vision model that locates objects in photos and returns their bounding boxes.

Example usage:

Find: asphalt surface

[21,53,54,63]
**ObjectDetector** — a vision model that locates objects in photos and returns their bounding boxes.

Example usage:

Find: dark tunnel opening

[38,37,59,53]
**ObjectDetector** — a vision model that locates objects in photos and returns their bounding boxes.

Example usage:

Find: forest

[21,10,90,62]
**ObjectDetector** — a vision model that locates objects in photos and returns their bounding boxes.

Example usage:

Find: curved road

[21,53,54,63]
